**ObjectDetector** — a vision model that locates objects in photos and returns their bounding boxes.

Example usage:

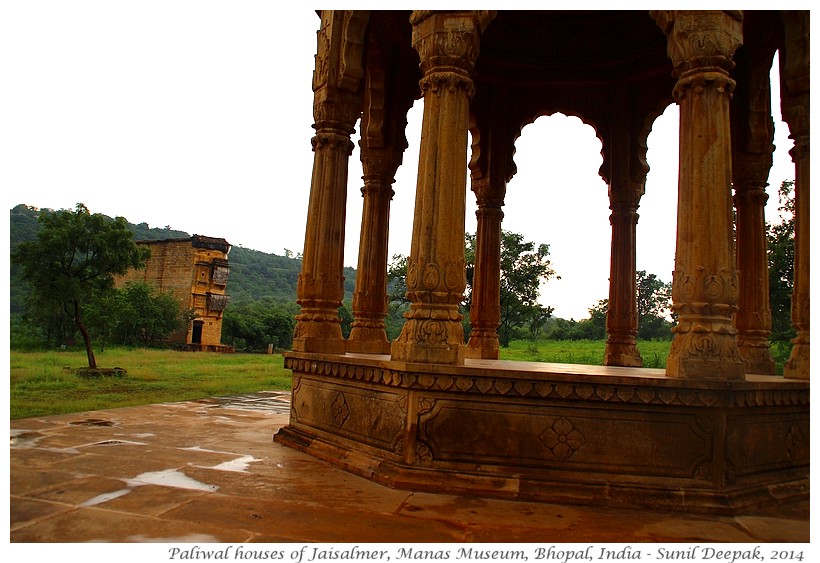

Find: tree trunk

[73,300,97,369]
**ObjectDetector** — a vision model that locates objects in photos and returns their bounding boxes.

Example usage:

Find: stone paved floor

[10,392,810,547]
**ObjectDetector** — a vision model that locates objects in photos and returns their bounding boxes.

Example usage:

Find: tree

[767,180,795,343]
[492,231,558,346]
[636,270,674,340]
[221,300,297,352]
[569,271,673,342]
[388,232,558,347]
[584,299,608,340]
[11,203,150,368]
[85,282,185,347]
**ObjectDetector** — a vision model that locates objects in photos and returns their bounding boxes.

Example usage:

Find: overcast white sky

[2,3,797,320]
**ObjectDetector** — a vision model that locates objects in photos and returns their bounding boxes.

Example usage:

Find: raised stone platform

[274,352,809,515]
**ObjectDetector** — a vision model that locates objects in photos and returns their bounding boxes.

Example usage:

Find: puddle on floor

[127,469,219,492]
[10,430,45,448]
[204,455,262,473]
[69,418,116,427]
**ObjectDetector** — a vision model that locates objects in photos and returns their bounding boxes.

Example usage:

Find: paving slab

[10,391,810,549]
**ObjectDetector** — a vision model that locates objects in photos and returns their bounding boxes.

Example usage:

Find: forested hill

[9,204,355,310]
[227,246,356,304]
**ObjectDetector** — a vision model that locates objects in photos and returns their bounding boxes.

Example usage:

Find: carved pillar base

[667,330,746,380]
[347,325,391,354]
[465,329,499,359]
[737,334,777,375]
[784,337,810,379]
[292,305,347,355]
[391,307,465,365]
[604,336,643,367]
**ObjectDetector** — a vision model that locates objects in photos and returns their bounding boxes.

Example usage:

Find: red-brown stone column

[466,175,504,359]
[292,118,356,355]
[347,151,397,354]
[654,10,746,379]
[391,11,492,365]
[780,12,810,380]
[783,133,810,379]
[730,39,777,375]
[605,198,643,367]
[733,154,777,374]
[292,12,364,354]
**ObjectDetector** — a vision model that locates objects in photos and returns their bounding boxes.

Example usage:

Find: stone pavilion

[275,10,809,514]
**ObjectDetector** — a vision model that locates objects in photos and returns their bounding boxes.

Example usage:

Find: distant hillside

[9,204,355,312]
[228,245,356,304]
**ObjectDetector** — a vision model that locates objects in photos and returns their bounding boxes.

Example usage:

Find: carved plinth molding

[277,353,810,514]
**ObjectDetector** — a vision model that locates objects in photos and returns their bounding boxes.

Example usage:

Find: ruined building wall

[117,236,231,350]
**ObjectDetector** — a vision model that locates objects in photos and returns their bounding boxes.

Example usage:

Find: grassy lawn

[500,339,672,368]
[8,339,701,419]
[10,348,292,419]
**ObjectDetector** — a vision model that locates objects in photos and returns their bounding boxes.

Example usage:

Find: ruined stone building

[117,235,232,351]
[275,10,809,514]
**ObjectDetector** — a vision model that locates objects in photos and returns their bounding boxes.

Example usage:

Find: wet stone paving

[9,389,810,544]
[191,390,292,414]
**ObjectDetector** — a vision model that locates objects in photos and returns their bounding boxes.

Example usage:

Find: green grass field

[499,339,671,368]
[10,339,672,419]
[10,348,292,419]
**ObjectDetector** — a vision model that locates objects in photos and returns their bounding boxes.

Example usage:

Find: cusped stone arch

[512,108,607,186]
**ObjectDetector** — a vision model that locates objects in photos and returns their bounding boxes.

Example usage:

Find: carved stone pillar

[466,175,505,359]
[730,37,777,375]
[780,11,810,380]
[603,91,645,368]
[654,10,746,379]
[783,127,810,379]
[733,154,777,374]
[391,11,492,365]
[347,150,398,354]
[782,135,810,379]
[605,199,643,367]
[293,11,365,354]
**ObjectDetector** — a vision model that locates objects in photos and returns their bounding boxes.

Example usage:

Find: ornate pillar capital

[471,174,506,210]
[410,11,494,97]
[653,10,742,76]
[732,151,773,191]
